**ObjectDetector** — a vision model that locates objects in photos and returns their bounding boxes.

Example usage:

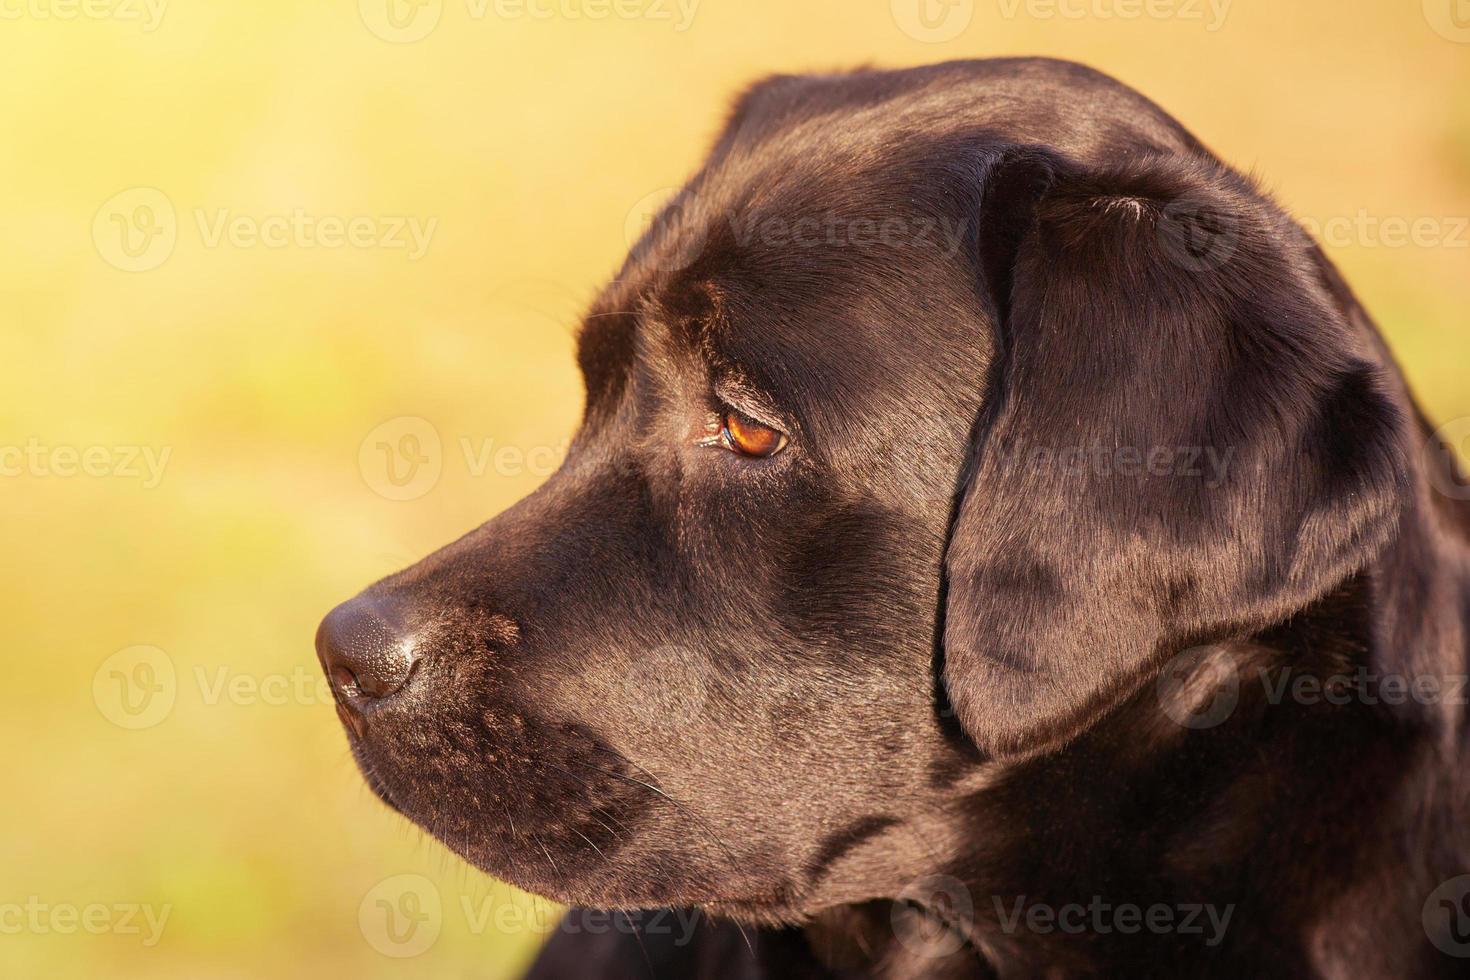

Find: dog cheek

[777,502,938,649]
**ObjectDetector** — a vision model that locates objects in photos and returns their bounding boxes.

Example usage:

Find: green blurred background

[2,0,1467,976]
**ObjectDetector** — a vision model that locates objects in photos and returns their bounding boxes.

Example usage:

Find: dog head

[317,63,1409,924]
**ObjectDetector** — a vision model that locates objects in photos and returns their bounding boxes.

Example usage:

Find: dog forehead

[576,175,993,452]
[577,66,1163,429]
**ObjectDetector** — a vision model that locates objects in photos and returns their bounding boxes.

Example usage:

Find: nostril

[328,665,363,699]
[316,596,419,706]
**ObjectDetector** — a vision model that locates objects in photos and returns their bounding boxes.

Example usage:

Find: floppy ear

[942,148,1410,759]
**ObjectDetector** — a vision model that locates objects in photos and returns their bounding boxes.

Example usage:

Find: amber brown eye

[722,411,788,458]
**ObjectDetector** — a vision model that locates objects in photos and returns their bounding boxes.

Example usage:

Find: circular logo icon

[1423,875,1470,957]
[359,874,442,957]
[1156,645,1240,730]
[93,188,177,273]
[359,0,443,42]
[359,416,442,501]
[890,0,974,42]
[93,645,178,729]
[1426,417,1470,501]
[891,874,974,958]
[1424,0,1470,43]
[1158,193,1240,273]
[623,187,709,273]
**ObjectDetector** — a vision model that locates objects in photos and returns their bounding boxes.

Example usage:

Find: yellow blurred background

[2,0,1466,976]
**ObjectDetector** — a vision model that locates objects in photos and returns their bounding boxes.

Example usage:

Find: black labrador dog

[317,58,1470,978]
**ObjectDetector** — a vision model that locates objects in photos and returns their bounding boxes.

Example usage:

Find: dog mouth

[327,697,803,913]
[332,697,652,884]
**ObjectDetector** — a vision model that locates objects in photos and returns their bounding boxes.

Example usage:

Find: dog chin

[343,740,406,816]
[384,797,797,919]
[435,840,703,912]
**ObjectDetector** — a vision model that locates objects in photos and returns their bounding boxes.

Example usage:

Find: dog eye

[721,410,788,458]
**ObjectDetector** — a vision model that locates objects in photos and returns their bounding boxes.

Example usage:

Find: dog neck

[792,522,1470,978]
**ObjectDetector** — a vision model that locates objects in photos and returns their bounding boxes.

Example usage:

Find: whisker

[539,755,755,958]
[627,912,655,979]
[734,917,754,958]
[569,827,609,864]
[586,810,630,846]
[532,831,562,880]
[565,758,748,900]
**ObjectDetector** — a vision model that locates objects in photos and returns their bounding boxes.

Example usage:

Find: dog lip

[335,700,367,740]
[346,742,405,816]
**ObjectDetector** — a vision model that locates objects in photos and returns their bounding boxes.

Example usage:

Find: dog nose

[316,597,420,723]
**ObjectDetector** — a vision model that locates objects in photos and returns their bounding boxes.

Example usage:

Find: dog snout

[316,596,420,730]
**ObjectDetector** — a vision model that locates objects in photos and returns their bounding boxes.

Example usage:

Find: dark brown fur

[318,59,1470,978]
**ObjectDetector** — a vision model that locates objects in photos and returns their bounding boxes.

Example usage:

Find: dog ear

[942,149,1410,759]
